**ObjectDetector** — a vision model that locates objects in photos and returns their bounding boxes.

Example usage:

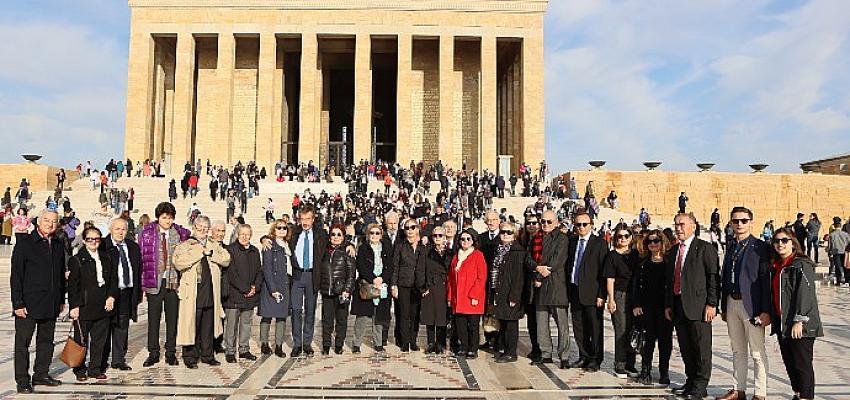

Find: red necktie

[673,243,685,295]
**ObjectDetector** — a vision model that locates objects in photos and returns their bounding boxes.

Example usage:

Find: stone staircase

[27,174,637,237]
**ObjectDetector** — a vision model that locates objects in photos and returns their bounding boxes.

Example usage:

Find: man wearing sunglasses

[531,211,571,369]
[478,210,503,351]
[716,207,771,400]
[566,212,607,372]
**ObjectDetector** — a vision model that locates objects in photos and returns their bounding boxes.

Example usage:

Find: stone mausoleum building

[123,0,547,176]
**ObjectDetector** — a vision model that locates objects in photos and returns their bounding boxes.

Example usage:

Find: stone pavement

[1,245,849,399]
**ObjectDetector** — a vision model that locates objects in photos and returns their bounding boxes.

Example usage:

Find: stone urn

[643,161,662,171]
[22,154,42,164]
[749,163,769,173]
[588,160,606,170]
[696,163,715,172]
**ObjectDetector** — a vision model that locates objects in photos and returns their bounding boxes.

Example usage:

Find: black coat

[664,238,721,321]
[67,248,119,321]
[316,245,356,297]
[223,243,263,309]
[533,230,570,306]
[492,243,533,320]
[478,230,499,267]
[566,234,608,306]
[288,225,329,291]
[100,236,144,322]
[418,246,449,326]
[351,240,394,321]
[391,239,425,288]
[10,230,66,320]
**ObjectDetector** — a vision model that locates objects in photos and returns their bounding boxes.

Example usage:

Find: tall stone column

[218,32,235,167]
[353,33,373,164]
[170,32,196,175]
[257,33,277,170]
[123,30,155,164]
[396,33,412,165]
[299,32,320,164]
[439,34,457,168]
[522,35,545,171]
[480,36,497,173]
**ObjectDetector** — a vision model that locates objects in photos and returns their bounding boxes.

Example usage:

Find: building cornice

[128,0,548,13]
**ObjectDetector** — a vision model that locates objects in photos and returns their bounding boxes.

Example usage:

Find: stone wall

[412,39,440,163]
[0,163,74,194]
[457,40,481,170]
[566,170,850,230]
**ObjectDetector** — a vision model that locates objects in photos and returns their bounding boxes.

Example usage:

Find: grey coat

[258,242,292,319]
[770,257,823,339]
[533,230,570,306]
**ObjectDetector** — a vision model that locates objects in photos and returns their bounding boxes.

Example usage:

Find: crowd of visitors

[5,158,841,400]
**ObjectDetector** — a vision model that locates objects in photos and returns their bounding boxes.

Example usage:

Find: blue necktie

[303,231,311,270]
[573,238,586,284]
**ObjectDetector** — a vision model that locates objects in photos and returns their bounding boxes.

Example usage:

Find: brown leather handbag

[60,320,86,368]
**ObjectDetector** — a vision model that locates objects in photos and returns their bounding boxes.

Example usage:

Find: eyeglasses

[369,231,382,236]
[575,222,591,227]
[731,218,751,225]
[404,225,418,231]
[433,234,444,238]
[275,226,288,231]
[526,221,539,225]
[541,219,556,225]
[616,233,631,240]
[646,238,662,244]
[460,237,473,242]
[773,237,792,245]
[500,230,515,235]
[84,237,101,242]
[330,232,344,237]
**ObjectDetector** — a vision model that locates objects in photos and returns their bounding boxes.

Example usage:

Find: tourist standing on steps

[805,213,821,264]
[632,229,673,386]
[419,226,450,354]
[140,202,191,368]
[67,226,118,382]
[716,207,772,400]
[351,223,394,354]
[174,216,231,369]
[530,210,571,369]
[223,224,262,363]
[490,222,532,363]
[604,223,640,379]
[100,218,143,372]
[258,219,292,358]
[678,192,689,214]
[12,209,66,394]
[317,224,355,355]
[448,229,486,359]
[566,211,607,372]
[769,228,823,400]
[666,212,720,400]
[289,205,328,357]
[391,218,425,352]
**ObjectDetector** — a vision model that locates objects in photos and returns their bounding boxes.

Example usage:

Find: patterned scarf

[490,242,511,290]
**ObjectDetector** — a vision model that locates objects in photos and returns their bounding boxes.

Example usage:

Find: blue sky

[1,0,848,173]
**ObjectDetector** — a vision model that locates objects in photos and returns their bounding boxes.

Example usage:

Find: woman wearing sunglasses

[769,228,822,400]
[604,223,640,379]
[448,229,487,358]
[490,222,535,363]
[419,226,450,354]
[632,229,673,385]
[391,219,426,352]
[67,226,118,381]
[351,223,394,354]
[317,224,356,355]
[258,219,293,358]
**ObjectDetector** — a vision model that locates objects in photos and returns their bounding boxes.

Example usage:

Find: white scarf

[456,247,474,272]
[276,238,292,257]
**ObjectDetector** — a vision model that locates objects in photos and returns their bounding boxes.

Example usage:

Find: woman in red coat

[447,229,487,359]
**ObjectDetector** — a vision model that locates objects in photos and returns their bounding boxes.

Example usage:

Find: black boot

[261,343,272,355]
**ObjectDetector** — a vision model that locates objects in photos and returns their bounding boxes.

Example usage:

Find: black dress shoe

[186,363,198,369]
[225,354,237,363]
[143,354,160,367]
[275,345,285,358]
[290,347,302,357]
[672,384,692,395]
[75,374,88,382]
[261,343,272,355]
[584,363,600,372]
[526,350,541,360]
[559,360,570,369]
[400,344,410,353]
[352,346,361,354]
[410,344,420,352]
[334,346,343,355]
[568,358,588,369]
[304,346,315,356]
[658,371,670,385]
[32,376,62,386]
[321,346,330,355]
[111,363,132,371]
[495,355,518,363]
[466,351,478,359]
[375,346,385,353]
[214,343,225,354]
[165,355,179,366]
[239,352,257,361]
[17,383,34,394]
[201,358,221,366]
[531,357,554,365]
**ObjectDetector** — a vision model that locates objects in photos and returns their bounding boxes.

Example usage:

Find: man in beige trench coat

[174,215,231,368]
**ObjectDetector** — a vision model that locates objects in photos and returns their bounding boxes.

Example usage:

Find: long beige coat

[173,237,231,346]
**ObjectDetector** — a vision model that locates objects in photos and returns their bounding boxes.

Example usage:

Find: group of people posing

[11,200,823,400]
